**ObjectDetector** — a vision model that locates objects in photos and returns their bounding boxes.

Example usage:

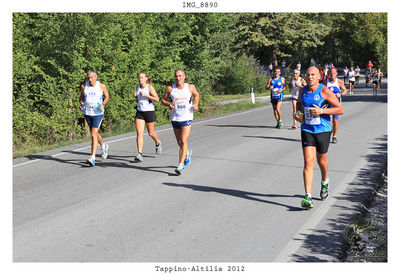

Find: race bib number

[174,99,188,111]
[85,103,97,111]
[304,107,321,125]
[272,88,281,99]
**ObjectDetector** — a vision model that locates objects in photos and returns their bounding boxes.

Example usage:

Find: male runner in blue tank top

[294,66,344,209]
[266,67,286,128]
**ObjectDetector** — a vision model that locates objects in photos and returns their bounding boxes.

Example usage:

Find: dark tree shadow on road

[24,149,178,176]
[163,182,305,212]
[341,94,387,103]
[206,124,276,129]
[288,135,387,262]
[242,135,301,143]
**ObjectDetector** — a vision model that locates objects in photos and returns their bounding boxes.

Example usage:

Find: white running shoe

[101,143,109,159]
[87,157,95,167]
[135,153,143,162]
[156,140,162,155]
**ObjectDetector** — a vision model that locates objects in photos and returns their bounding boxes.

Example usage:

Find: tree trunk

[272,44,279,67]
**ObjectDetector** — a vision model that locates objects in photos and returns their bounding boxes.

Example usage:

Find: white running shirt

[83,81,104,116]
[136,84,155,112]
[170,83,193,122]
[291,77,303,99]
[348,71,356,82]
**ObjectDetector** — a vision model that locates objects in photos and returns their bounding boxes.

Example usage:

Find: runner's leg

[317,152,329,182]
[136,118,145,154]
[146,122,159,145]
[332,118,339,137]
[91,127,99,157]
[303,146,316,194]
[292,100,297,127]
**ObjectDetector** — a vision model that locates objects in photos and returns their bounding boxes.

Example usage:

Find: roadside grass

[13,99,269,158]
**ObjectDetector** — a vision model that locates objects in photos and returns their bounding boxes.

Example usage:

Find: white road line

[13,106,269,168]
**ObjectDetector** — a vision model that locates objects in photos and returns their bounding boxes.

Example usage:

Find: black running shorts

[271,97,283,105]
[135,110,156,123]
[301,130,332,154]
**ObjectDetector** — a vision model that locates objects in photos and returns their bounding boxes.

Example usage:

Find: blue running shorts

[84,115,104,129]
[171,120,192,129]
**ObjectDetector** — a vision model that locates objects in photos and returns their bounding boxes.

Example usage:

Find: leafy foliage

[12,13,387,152]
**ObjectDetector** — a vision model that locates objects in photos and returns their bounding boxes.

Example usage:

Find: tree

[239,13,330,67]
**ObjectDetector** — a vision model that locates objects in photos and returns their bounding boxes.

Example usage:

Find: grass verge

[13,100,269,159]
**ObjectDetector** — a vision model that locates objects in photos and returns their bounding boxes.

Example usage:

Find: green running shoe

[175,166,183,175]
[278,121,283,129]
[320,179,329,200]
[301,195,314,209]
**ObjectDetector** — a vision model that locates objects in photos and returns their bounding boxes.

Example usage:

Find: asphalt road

[13,81,387,262]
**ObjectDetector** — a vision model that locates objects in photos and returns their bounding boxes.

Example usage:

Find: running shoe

[175,166,183,175]
[87,157,95,167]
[184,149,192,166]
[320,179,329,200]
[156,140,162,155]
[101,143,109,159]
[301,194,314,209]
[332,136,337,144]
[135,153,143,162]
[275,121,280,128]
[278,121,283,129]
[291,123,297,129]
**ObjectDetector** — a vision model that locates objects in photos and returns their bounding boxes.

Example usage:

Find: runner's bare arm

[338,79,348,96]
[146,85,160,102]
[294,88,304,121]
[281,77,286,92]
[189,84,200,111]
[310,86,344,116]
[266,78,272,90]
[161,86,174,110]
[79,84,85,110]
[98,83,110,111]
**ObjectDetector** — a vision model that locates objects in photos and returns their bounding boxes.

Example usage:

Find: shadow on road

[342,94,387,103]
[25,149,179,176]
[242,135,301,143]
[289,135,387,262]
[163,182,305,211]
[206,124,276,129]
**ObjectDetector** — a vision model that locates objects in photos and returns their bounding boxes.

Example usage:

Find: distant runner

[290,69,307,129]
[161,69,200,175]
[355,66,361,85]
[266,67,286,129]
[294,66,344,209]
[79,70,110,167]
[325,67,347,144]
[372,69,380,96]
[348,66,356,95]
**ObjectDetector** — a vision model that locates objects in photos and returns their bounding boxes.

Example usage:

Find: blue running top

[301,84,332,134]
[270,76,284,99]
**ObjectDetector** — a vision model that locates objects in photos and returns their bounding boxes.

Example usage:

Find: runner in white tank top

[324,67,347,144]
[290,69,307,129]
[79,70,110,166]
[133,73,161,162]
[161,69,200,175]
[169,83,194,122]
[136,84,155,112]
